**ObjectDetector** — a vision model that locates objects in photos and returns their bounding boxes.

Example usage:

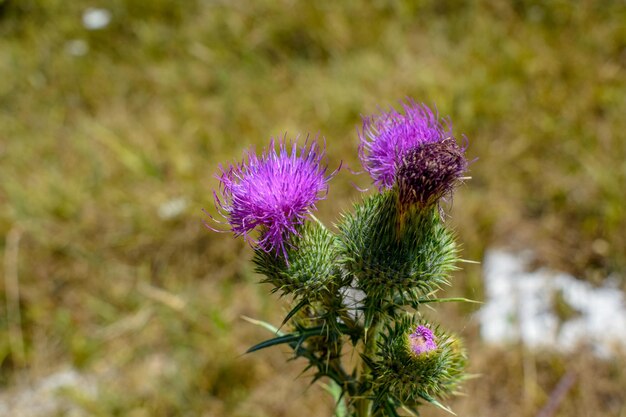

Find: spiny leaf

[417,392,456,415]
[383,397,401,417]
[359,353,377,371]
[400,404,421,417]
[416,297,481,305]
[246,325,326,353]
[280,298,309,328]
[246,334,305,353]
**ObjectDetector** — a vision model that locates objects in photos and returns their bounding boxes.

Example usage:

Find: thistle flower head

[408,325,437,356]
[337,192,458,305]
[372,317,467,405]
[396,139,468,210]
[214,138,332,258]
[358,100,452,189]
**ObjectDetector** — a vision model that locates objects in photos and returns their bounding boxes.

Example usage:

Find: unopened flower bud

[369,317,466,404]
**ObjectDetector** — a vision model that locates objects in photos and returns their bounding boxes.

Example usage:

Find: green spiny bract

[370,315,467,407]
[253,221,341,302]
[337,190,458,309]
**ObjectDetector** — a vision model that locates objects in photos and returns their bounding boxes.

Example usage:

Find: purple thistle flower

[408,325,437,356]
[213,138,333,259]
[358,100,453,189]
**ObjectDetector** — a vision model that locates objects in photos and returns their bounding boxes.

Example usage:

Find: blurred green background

[1,0,625,416]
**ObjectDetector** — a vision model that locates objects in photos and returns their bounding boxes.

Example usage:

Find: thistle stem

[356,314,383,417]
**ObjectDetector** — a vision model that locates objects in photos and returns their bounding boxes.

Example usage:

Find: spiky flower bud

[371,316,466,406]
[338,192,458,306]
[253,221,339,301]
[396,139,467,211]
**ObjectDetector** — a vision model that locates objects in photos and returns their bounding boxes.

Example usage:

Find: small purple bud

[396,139,467,210]
[408,325,437,356]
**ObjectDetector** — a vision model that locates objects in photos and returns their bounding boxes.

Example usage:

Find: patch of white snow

[478,249,626,357]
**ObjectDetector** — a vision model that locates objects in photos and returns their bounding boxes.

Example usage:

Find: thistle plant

[210,100,472,417]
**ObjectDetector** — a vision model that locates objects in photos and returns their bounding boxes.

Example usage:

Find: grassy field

[1,0,625,416]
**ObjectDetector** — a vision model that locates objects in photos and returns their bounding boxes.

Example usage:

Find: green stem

[356,315,383,417]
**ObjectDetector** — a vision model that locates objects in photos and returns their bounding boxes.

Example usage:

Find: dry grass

[1,0,625,416]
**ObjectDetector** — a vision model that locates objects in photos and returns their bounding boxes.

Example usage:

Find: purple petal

[213,138,334,259]
[359,100,452,189]
[409,325,437,355]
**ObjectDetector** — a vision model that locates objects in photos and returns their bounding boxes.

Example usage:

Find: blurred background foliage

[0,0,624,416]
